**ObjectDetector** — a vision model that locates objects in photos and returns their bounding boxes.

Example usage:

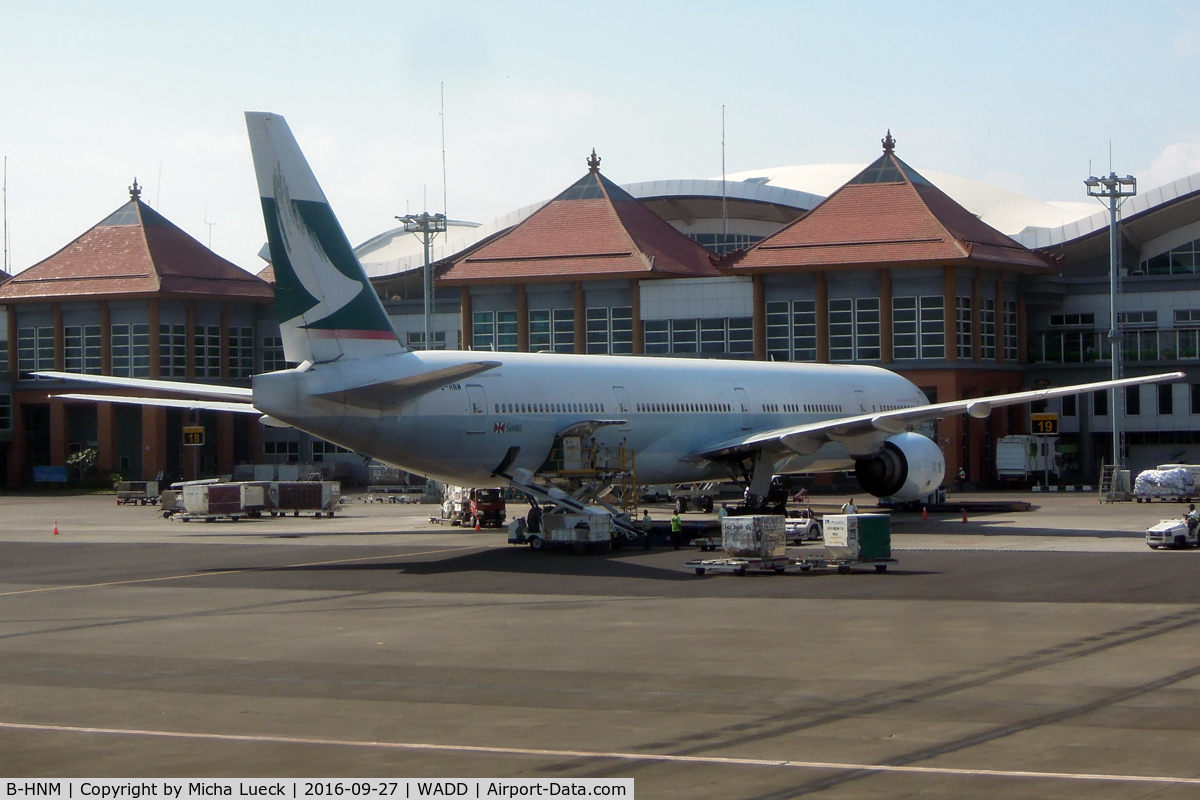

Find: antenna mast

[2,156,8,274]
[441,82,448,219]
[203,207,216,250]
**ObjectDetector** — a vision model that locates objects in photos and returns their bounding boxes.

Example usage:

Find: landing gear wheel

[528,536,543,551]
[695,568,706,575]
[875,564,888,573]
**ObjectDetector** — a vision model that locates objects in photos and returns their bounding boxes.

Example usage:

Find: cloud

[1138,141,1200,188]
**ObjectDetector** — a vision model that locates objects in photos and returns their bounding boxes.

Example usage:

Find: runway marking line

[0,721,1196,786]
[0,546,496,598]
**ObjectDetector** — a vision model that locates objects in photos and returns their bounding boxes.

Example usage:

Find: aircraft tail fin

[246,112,404,365]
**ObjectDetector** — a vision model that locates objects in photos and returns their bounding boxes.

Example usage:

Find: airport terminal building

[4,133,1200,487]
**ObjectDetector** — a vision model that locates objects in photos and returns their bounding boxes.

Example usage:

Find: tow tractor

[1145,518,1199,549]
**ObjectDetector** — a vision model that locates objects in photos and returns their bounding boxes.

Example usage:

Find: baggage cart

[116,480,159,505]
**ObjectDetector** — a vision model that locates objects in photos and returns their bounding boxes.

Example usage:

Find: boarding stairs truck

[505,467,642,544]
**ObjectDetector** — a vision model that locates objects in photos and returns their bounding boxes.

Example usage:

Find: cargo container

[721,515,787,559]
[267,481,340,517]
[179,483,247,521]
[822,513,895,571]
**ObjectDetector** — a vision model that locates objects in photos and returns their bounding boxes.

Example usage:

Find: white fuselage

[252,351,929,487]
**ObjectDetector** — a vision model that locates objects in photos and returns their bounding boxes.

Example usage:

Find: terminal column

[142,406,167,481]
[217,413,235,475]
[630,279,643,355]
[96,402,115,475]
[460,287,472,350]
[943,266,957,363]
[49,398,67,467]
[752,274,766,361]
[516,284,529,352]
[879,268,893,364]
[815,272,829,363]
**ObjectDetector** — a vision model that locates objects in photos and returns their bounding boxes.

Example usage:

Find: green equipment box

[822,513,891,561]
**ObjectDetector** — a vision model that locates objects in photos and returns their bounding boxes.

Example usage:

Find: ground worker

[642,509,653,549]
[717,503,728,520]
[841,498,858,514]
[527,502,542,534]
[670,510,683,550]
[1187,503,1199,533]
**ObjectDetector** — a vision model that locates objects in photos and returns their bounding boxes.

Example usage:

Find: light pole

[396,212,448,351]
[1085,171,1137,472]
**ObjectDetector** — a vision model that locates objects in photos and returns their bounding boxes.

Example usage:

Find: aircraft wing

[693,371,1186,460]
[311,360,502,411]
[55,394,262,414]
[33,372,253,399]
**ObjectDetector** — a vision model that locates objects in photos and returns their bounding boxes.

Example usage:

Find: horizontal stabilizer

[34,372,253,399]
[56,394,262,415]
[313,360,502,410]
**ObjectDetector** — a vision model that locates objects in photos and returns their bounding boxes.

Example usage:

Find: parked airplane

[43,112,1182,508]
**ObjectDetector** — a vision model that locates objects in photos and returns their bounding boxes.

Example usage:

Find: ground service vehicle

[1145,519,1199,549]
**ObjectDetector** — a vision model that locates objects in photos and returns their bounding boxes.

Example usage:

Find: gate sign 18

[183,426,205,446]
[1030,413,1058,435]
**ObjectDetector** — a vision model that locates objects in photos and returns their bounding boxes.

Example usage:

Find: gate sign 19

[1030,413,1058,435]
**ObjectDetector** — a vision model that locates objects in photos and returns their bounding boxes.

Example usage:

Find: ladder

[1099,463,1115,503]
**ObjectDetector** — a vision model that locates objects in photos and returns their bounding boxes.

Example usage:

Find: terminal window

[160,324,187,378]
[261,336,287,372]
[17,326,54,380]
[111,323,151,378]
[194,325,221,378]
[0,394,10,430]
[229,327,255,378]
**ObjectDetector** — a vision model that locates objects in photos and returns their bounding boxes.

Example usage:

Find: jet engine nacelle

[854,432,945,502]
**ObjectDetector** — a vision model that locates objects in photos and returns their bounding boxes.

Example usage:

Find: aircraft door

[855,389,867,413]
[734,387,751,430]
[612,386,631,431]
[465,384,488,434]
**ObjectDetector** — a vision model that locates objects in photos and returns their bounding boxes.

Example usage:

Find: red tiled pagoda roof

[438,155,720,285]
[0,191,274,302]
[727,136,1053,273]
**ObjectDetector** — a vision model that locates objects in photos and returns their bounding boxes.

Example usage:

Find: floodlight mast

[395,211,448,351]
[1085,171,1137,470]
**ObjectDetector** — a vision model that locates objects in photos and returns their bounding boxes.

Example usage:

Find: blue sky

[1,0,1198,273]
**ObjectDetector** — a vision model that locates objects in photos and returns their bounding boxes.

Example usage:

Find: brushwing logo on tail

[264,168,395,338]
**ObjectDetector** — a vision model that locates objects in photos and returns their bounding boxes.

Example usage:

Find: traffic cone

[961,509,969,523]
[52,520,59,536]
[921,507,928,521]
[475,520,482,531]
